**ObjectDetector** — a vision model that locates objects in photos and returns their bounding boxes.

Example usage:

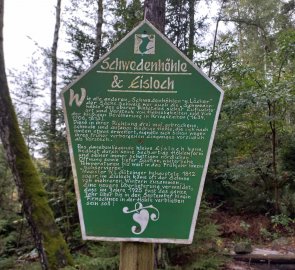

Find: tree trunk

[188,0,195,60]
[142,1,168,268]
[93,0,103,63]
[269,101,279,213]
[0,1,73,269]
[144,0,165,33]
[49,0,62,177]
[208,0,225,78]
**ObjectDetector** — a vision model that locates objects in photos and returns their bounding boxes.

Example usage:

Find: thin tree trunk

[273,123,279,214]
[188,0,195,60]
[208,19,219,78]
[236,1,244,62]
[0,1,73,269]
[175,2,182,49]
[208,0,225,78]
[49,0,62,177]
[93,0,103,63]
[144,0,165,33]
[268,101,279,213]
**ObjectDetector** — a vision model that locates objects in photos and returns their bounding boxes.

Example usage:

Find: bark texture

[0,0,73,269]
[49,0,62,177]
[144,0,165,32]
[188,0,195,60]
[208,0,226,78]
[93,0,103,63]
[120,242,154,270]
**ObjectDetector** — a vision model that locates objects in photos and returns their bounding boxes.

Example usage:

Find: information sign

[61,20,223,244]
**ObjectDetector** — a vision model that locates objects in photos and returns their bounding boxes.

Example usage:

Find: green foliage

[63,255,119,270]
[87,242,119,258]
[0,214,36,264]
[166,0,208,59]
[62,0,110,83]
[281,144,295,175]
[239,221,250,232]
[0,147,35,261]
[280,186,295,217]
[110,0,143,44]
[8,56,44,156]
[62,242,120,270]
[207,0,295,215]
[259,227,275,241]
[0,146,17,213]
[271,213,294,227]
[5,261,42,270]
[0,257,17,269]
[165,201,227,270]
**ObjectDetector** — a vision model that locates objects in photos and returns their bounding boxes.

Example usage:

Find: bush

[165,201,227,270]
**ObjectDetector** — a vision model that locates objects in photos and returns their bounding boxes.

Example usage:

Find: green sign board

[61,20,223,244]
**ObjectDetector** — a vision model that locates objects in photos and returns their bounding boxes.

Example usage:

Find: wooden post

[120,242,154,270]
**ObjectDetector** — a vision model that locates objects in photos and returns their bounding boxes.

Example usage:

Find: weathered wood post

[119,2,165,270]
[120,242,154,270]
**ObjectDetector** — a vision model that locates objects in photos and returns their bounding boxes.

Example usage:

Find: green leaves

[207,0,295,214]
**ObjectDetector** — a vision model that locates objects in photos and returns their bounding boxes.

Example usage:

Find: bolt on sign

[61,20,223,244]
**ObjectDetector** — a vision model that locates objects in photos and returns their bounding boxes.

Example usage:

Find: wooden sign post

[120,242,154,270]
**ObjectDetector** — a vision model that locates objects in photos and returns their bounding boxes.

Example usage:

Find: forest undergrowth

[1,204,294,270]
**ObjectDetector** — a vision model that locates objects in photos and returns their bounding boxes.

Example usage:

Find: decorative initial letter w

[69,88,87,107]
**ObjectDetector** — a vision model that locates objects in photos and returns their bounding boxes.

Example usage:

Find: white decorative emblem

[123,202,160,235]
[134,34,155,55]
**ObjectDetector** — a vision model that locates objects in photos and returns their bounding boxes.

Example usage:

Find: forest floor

[5,211,295,270]
[214,211,295,270]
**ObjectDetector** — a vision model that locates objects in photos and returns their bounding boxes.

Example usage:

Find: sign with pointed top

[61,20,223,244]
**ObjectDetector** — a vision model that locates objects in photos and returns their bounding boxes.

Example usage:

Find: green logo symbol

[134,34,155,54]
